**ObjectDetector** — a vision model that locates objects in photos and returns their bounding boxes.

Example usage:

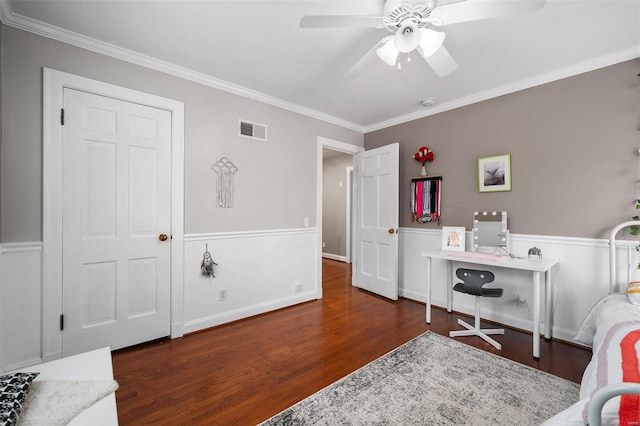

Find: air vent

[238,119,267,142]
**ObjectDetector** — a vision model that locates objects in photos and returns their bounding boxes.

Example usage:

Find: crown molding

[1,0,637,135]
[0,0,365,133]
[364,46,640,133]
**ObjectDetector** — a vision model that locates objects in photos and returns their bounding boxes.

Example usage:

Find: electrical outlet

[219,289,227,301]
[304,217,309,227]
[294,284,303,292]
[322,242,326,248]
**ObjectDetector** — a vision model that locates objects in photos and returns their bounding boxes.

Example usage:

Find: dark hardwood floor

[112,258,591,425]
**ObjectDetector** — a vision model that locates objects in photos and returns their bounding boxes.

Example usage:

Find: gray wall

[3,22,637,242]
[322,151,352,257]
[0,25,3,242]
[0,25,363,242]
[365,59,640,239]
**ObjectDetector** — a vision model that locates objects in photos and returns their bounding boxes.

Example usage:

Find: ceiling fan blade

[432,0,546,26]
[418,45,459,77]
[344,36,392,79]
[300,15,383,28]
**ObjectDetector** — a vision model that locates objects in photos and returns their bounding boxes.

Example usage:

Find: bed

[544,221,640,426]
[1,347,118,425]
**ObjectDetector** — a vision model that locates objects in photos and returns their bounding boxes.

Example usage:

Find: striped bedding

[544,294,640,425]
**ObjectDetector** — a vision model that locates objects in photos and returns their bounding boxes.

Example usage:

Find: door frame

[42,68,185,362]
[316,137,363,299]
[345,165,353,264]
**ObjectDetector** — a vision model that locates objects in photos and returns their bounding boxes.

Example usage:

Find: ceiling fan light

[376,38,399,66]
[418,28,446,58]
[394,21,421,53]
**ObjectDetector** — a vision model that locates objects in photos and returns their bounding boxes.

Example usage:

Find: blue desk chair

[449,268,504,350]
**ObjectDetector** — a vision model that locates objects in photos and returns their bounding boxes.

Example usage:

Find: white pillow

[628,281,640,305]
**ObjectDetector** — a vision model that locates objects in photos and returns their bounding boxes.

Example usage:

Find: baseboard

[322,253,347,262]
[400,288,425,304]
[183,291,318,334]
[171,322,184,339]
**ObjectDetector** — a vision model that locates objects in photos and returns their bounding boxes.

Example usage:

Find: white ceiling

[2,0,639,132]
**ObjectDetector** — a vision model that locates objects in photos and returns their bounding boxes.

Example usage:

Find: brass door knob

[159,233,168,241]
[388,229,395,234]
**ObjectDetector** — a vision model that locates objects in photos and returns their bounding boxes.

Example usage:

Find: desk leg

[533,271,541,360]
[426,256,432,324]
[447,261,453,313]
[545,268,552,341]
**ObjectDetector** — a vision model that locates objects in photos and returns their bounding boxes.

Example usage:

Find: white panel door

[62,88,171,356]
[353,143,399,300]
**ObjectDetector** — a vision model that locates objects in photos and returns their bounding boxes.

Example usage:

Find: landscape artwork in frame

[478,154,511,193]
[441,226,466,252]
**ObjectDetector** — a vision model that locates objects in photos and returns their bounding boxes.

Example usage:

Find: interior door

[352,143,399,300]
[61,88,172,356]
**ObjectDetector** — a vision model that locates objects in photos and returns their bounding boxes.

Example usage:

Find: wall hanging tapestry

[211,157,238,208]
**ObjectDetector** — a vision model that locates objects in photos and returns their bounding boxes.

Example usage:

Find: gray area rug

[260,331,579,425]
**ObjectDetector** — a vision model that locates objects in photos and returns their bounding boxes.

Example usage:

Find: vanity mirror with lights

[472,211,509,253]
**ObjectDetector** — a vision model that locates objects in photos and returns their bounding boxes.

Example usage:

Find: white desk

[421,250,558,359]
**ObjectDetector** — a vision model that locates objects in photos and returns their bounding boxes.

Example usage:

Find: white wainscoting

[183,228,319,334]
[0,228,318,371]
[399,227,638,343]
[0,242,43,372]
[1,227,633,369]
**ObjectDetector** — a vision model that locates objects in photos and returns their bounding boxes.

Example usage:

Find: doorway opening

[322,149,353,263]
[316,137,363,299]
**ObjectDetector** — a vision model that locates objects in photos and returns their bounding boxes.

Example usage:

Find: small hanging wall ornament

[201,244,218,277]
[211,157,239,208]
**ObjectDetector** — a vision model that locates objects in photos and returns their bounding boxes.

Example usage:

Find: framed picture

[441,226,466,252]
[478,154,511,193]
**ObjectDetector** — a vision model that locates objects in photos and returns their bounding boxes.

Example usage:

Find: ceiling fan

[300,0,546,78]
